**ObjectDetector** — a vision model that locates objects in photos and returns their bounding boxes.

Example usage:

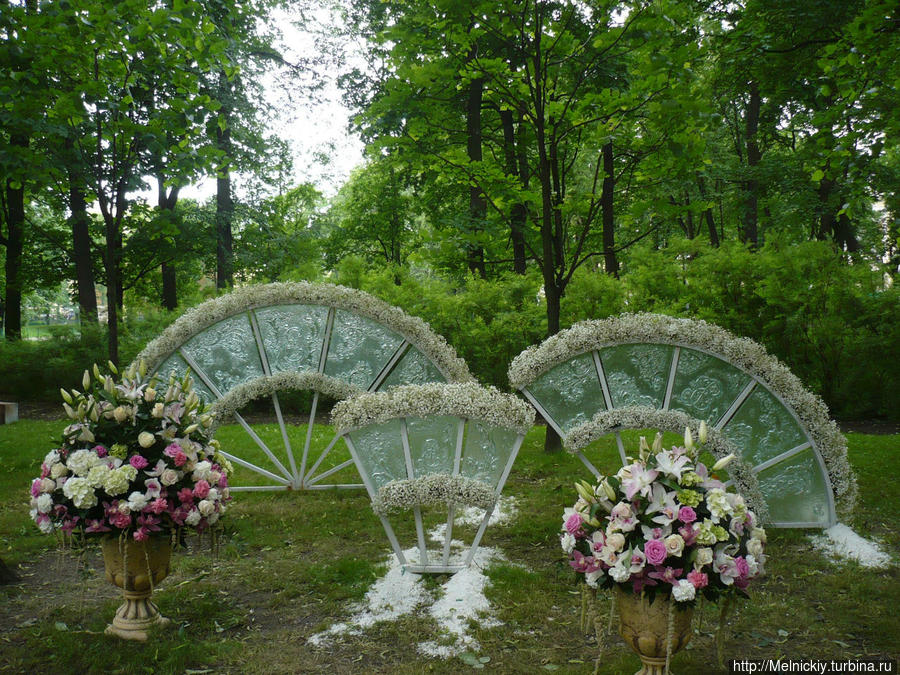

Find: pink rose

[735,556,750,579]
[564,512,584,537]
[193,479,211,500]
[687,570,708,589]
[644,539,667,566]
[130,455,149,470]
[678,506,697,523]
[94,445,108,458]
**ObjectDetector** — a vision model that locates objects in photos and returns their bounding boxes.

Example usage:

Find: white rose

[606,532,626,552]
[152,402,165,418]
[50,463,68,479]
[192,461,212,482]
[747,538,764,558]
[113,406,129,423]
[751,527,767,543]
[160,469,180,486]
[198,499,215,516]
[44,450,61,466]
[144,388,157,402]
[138,432,155,448]
[664,534,685,558]
[39,478,56,493]
[185,509,202,526]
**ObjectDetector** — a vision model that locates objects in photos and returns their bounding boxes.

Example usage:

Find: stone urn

[616,586,694,675]
[101,535,171,640]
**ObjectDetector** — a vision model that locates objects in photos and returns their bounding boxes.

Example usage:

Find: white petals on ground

[308,497,518,658]
[810,523,892,568]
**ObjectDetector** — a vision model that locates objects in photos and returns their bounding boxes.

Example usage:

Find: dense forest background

[1,0,898,421]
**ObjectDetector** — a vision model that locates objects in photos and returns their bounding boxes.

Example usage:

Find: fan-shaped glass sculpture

[508,314,856,528]
[130,283,473,492]
[332,384,534,573]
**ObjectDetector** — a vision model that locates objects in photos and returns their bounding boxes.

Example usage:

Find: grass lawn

[1,418,898,674]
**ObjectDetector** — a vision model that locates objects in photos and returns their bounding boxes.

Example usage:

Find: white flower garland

[207,372,362,431]
[507,313,856,518]
[332,383,536,436]
[131,282,474,384]
[371,473,497,516]
[562,406,769,524]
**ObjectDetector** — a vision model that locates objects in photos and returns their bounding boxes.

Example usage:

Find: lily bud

[82,370,91,390]
[601,479,617,502]
[575,480,595,503]
[684,426,694,450]
[63,402,76,419]
[639,436,650,460]
[89,405,99,422]
[699,420,708,445]
[93,363,102,380]
[652,432,663,454]
[139,359,148,377]
[60,388,73,405]
[712,453,736,471]
[104,376,115,394]
[108,360,118,375]
[184,424,199,434]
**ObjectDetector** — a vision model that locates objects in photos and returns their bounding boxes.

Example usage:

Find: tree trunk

[601,141,618,276]
[69,180,98,324]
[3,165,26,341]
[500,109,527,274]
[216,123,234,290]
[742,82,761,247]
[157,178,180,310]
[697,175,719,247]
[104,213,120,365]
[465,67,487,278]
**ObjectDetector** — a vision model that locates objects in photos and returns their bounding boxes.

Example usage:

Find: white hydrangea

[103,468,131,496]
[44,450,61,466]
[86,464,110,489]
[184,509,201,526]
[609,563,630,583]
[67,449,101,477]
[50,463,68,479]
[35,494,53,514]
[560,532,576,554]
[62,477,97,509]
[706,489,733,522]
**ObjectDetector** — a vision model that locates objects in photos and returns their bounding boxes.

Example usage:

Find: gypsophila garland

[131,282,473,385]
[563,406,768,524]
[332,383,535,436]
[508,313,856,518]
[208,372,361,431]
[371,473,497,516]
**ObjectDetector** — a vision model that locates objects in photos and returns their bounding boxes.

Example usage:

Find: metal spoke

[299,391,320,487]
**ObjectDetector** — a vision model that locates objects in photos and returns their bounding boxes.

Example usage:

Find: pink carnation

[130,455,149,470]
[177,487,194,504]
[39,464,50,479]
[644,539,667,566]
[94,445,108,458]
[148,497,168,514]
[193,480,211,500]
[687,570,708,589]
[30,479,42,498]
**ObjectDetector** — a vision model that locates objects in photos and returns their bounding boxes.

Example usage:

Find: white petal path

[810,522,893,569]
[308,497,518,658]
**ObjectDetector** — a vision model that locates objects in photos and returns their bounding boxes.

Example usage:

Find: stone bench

[0,401,17,424]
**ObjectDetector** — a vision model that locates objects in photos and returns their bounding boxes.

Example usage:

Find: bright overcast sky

[181,6,365,202]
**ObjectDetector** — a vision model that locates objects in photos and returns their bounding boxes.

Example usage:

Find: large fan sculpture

[508,313,856,528]
[131,283,473,492]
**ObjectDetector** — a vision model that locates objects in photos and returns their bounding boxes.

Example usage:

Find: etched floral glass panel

[325,310,405,389]
[182,313,263,394]
[599,344,673,409]
[405,416,458,478]
[379,347,446,389]
[349,419,406,490]
[722,387,808,467]
[756,449,830,525]
[153,352,215,404]
[669,349,752,425]
[461,422,517,486]
[255,304,328,374]
[526,352,604,434]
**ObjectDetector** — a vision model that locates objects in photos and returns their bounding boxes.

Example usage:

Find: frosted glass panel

[379,347,445,389]
[669,349,752,425]
[325,310,404,389]
[527,352,604,433]
[182,313,263,393]
[722,388,808,467]
[600,344,673,409]
[255,304,328,374]
[462,421,517,486]
[153,352,215,404]
[756,449,830,525]
[405,416,458,478]
[349,419,406,490]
